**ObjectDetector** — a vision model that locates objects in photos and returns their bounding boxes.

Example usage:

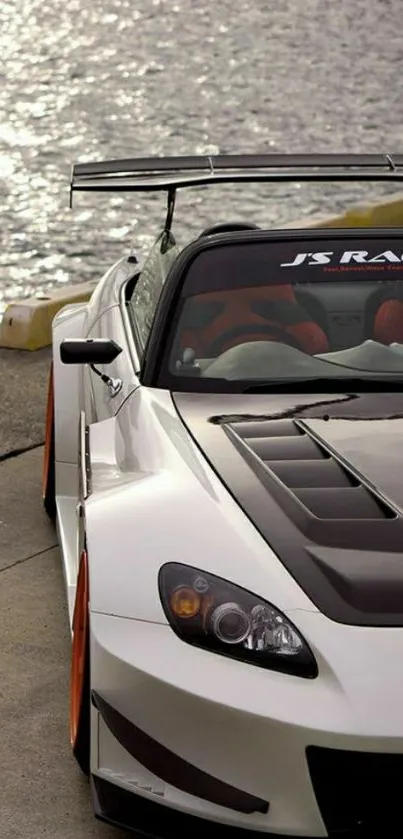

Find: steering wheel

[206,323,303,356]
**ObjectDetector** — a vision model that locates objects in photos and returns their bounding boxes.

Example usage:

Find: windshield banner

[183,237,403,294]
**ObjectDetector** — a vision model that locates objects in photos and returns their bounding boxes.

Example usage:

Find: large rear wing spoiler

[69,153,403,226]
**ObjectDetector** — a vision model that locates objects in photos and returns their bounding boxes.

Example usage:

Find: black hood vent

[225,418,400,552]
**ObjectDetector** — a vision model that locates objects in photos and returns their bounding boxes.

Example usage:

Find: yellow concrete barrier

[0,281,97,351]
[282,192,403,229]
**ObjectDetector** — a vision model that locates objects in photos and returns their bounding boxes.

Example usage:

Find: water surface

[1,0,403,312]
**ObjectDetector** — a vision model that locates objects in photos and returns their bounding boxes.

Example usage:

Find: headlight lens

[158,563,317,678]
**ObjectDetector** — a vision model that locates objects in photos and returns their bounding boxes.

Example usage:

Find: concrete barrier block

[281,193,403,230]
[0,281,97,351]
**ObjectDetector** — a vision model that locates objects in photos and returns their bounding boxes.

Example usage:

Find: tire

[42,363,56,521]
[70,550,90,776]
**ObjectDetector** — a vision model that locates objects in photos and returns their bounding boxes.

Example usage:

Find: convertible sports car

[43,154,403,838]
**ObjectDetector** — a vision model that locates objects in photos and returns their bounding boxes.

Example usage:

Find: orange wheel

[70,550,90,775]
[42,363,56,520]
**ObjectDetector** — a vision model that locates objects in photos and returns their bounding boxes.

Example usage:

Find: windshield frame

[141,226,403,392]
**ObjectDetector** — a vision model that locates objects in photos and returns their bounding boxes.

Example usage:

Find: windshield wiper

[242,376,403,393]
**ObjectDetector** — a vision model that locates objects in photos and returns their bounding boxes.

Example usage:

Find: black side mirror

[60,338,122,365]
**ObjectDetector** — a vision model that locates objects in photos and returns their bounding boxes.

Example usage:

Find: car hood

[172,390,403,627]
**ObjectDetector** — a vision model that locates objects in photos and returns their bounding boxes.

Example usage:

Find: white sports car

[43,154,403,838]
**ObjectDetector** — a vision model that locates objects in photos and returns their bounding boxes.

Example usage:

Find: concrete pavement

[0,347,51,458]
[0,395,121,836]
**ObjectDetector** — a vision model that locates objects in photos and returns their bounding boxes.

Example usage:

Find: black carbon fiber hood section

[173,391,403,626]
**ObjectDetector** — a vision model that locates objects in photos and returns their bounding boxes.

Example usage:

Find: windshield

[162,235,403,391]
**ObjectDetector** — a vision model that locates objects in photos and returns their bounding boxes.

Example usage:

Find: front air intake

[307,747,403,835]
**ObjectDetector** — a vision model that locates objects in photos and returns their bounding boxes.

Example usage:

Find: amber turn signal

[170,586,201,618]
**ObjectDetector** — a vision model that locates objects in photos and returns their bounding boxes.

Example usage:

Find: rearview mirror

[60,338,122,365]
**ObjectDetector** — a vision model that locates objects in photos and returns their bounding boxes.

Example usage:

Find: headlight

[158,563,317,678]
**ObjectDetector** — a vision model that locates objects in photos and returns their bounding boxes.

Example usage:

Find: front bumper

[92,755,403,839]
[90,611,403,837]
[92,774,293,839]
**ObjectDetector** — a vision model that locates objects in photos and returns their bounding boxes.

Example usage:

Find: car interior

[175,223,403,360]
[176,282,403,358]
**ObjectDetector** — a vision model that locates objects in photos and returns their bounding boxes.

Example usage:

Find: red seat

[373,299,403,345]
[180,285,329,356]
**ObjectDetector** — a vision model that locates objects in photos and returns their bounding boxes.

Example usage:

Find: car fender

[84,387,318,624]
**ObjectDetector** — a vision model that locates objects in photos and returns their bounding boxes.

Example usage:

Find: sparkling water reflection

[1,0,403,313]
